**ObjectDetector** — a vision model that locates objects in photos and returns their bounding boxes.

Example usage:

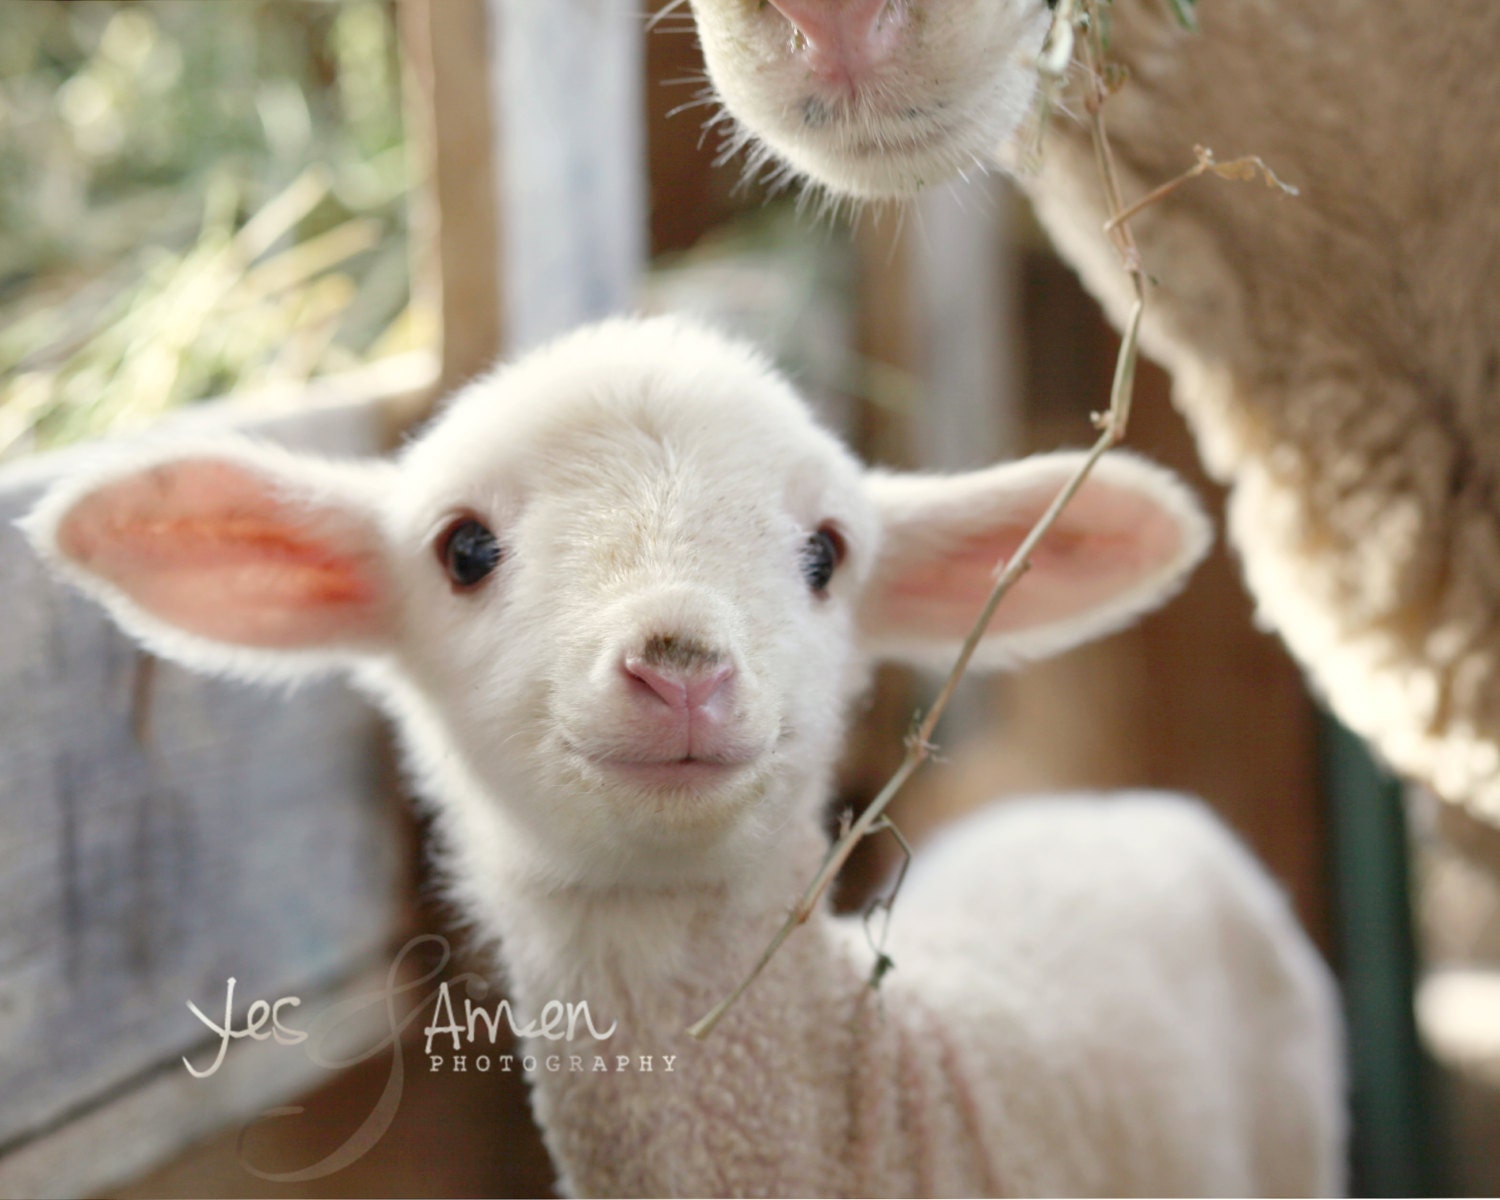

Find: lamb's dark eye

[801,525,845,594]
[438,517,502,590]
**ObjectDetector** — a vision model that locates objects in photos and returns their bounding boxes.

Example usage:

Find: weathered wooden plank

[0,960,392,1200]
[486,0,647,352]
[400,0,506,393]
[903,179,1024,747]
[0,398,404,1175]
[907,177,1020,472]
[401,0,646,388]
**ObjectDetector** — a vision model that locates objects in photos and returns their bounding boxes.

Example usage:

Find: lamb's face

[689,0,1052,199]
[26,316,1210,892]
[385,320,878,879]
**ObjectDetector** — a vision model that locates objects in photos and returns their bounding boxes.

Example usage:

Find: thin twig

[688,0,1280,1040]
[864,816,913,990]
[1104,145,1299,234]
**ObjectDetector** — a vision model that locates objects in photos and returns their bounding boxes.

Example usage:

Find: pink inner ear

[56,459,389,650]
[872,474,1186,642]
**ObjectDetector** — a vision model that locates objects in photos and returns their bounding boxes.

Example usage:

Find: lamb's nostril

[624,657,685,708]
[682,662,735,711]
[768,0,899,77]
[624,656,735,713]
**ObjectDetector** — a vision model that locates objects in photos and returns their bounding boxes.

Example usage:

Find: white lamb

[24,316,1342,1197]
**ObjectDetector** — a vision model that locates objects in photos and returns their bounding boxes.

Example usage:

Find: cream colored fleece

[1024,0,1500,839]
[452,792,1341,1197]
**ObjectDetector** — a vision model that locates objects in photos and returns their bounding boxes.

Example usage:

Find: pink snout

[625,655,736,714]
[768,0,904,89]
[618,649,744,765]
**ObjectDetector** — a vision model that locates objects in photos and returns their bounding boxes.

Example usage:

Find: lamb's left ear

[21,439,397,682]
[859,450,1212,668]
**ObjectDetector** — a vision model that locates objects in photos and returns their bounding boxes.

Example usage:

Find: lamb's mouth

[567,744,760,790]
[817,109,961,165]
[594,757,755,789]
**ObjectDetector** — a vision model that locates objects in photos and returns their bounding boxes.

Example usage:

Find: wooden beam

[486,0,647,353]
[0,960,394,1200]
[906,178,1021,473]
[402,0,648,397]
[0,399,406,1188]
[400,0,504,393]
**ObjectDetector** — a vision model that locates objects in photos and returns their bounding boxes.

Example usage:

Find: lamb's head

[24,316,1207,889]
[688,0,1053,200]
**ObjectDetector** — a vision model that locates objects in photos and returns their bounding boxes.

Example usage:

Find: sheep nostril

[767,0,899,76]
[623,657,735,713]
[684,662,735,711]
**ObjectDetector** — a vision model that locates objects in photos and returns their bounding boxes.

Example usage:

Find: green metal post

[1319,712,1438,1195]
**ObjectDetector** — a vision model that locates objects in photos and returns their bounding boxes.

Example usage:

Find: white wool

[690,0,1052,202]
[24,314,1339,1196]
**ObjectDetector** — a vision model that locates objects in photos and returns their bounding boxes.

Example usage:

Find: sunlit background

[0,0,422,457]
[1,2,1496,1197]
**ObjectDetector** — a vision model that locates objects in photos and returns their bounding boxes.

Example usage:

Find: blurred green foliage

[0,0,424,458]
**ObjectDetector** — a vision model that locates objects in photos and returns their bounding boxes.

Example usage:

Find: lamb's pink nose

[768,0,902,85]
[623,656,736,714]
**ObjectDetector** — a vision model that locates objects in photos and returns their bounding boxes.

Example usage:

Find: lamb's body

[26,316,1342,1196]
[687,0,1500,838]
[462,792,1341,1197]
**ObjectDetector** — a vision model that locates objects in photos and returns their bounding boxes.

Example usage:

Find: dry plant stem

[1104,161,1214,235]
[687,412,1131,1039]
[689,0,1151,1041]
[1104,146,1299,235]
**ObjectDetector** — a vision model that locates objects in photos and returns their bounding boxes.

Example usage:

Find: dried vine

[688,0,1292,1040]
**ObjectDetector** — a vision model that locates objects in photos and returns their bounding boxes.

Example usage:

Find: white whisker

[644,0,692,33]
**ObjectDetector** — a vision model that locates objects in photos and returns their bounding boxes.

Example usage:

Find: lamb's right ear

[858,450,1212,669]
[21,440,397,682]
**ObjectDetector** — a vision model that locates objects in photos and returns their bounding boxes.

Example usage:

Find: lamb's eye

[801,525,845,594]
[438,516,502,590]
